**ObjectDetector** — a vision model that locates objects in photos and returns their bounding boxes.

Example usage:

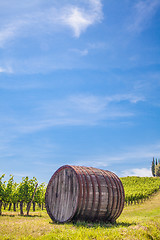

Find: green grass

[0,191,160,240]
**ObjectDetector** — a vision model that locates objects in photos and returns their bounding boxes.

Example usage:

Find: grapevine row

[0,174,46,215]
[120,176,160,205]
[1,175,160,215]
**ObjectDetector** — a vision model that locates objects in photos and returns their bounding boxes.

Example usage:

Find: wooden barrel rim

[105,171,118,221]
[108,171,120,222]
[111,173,121,221]
[45,165,81,223]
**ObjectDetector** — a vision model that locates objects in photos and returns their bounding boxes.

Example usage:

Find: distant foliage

[121,176,160,205]
[155,164,160,177]
[34,183,46,206]
[0,174,5,202]
[151,157,160,177]
[0,175,46,215]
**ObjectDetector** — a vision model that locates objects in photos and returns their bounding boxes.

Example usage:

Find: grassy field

[0,191,160,240]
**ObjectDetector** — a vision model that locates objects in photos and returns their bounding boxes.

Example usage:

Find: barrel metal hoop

[87,167,102,220]
[83,167,96,219]
[98,169,110,220]
[104,170,118,221]
[72,166,86,219]
[108,171,120,222]
[100,169,114,220]
[69,166,83,219]
[78,166,90,218]
[111,172,125,220]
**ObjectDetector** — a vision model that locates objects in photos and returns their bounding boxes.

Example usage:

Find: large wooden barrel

[45,165,125,223]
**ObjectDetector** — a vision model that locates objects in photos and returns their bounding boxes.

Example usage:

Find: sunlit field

[0,190,160,240]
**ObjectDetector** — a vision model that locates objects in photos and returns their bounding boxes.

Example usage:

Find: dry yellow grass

[0,191,160,239]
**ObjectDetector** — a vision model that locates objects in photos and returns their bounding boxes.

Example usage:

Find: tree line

[0,174,46,215]
[151,157,160,177]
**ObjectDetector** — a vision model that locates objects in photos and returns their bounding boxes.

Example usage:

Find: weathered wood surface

[45,165,125,223]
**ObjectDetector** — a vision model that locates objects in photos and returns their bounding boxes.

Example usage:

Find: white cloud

[0,27,15,48]
[0,67,6,73]
[105,93,145,104]
[0,0,103,48]
[69,41,107,57]
[61,7,93,38]
[0,66,13,73]
[121,168,152,177]
[60,0,103,37]
[0,19,28,48]
[69,48,89,56]
[128,0,160,32]
[69,142,160,178]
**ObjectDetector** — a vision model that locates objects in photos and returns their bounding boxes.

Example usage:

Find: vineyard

[0,175,160,216]
[0,175,160,239]
[121,176,160,205]
[0,175,46,216]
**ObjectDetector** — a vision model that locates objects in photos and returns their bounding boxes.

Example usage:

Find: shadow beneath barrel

[49,220,135,229]
[72,220,135,229]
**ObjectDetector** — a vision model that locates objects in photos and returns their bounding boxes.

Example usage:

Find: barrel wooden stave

[45,166,79,222]
[45,165,125,223]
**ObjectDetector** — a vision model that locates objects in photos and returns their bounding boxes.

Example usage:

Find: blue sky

[0,0,160,183]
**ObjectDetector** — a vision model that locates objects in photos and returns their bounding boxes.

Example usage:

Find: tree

[155,163,160,177]
[151,158,155,177]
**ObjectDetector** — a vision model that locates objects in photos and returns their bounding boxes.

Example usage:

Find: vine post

[27,183,38,215]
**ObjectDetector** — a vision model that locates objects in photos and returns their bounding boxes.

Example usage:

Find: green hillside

[121,176,160,204]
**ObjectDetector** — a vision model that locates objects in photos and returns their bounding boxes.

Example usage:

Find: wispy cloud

[69,41,107,56]
[121,168,152,177]
[72,142,160,175]
[69,48,89,56]
[0,18,30,48]
[0,66,13,73]
[128,0,160,32]
[105,94,145,104]
[0,0,103,48]
[61,0,103,37]
[6,93,142,133]
[0,78,43,90]
[61,7,93,38]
